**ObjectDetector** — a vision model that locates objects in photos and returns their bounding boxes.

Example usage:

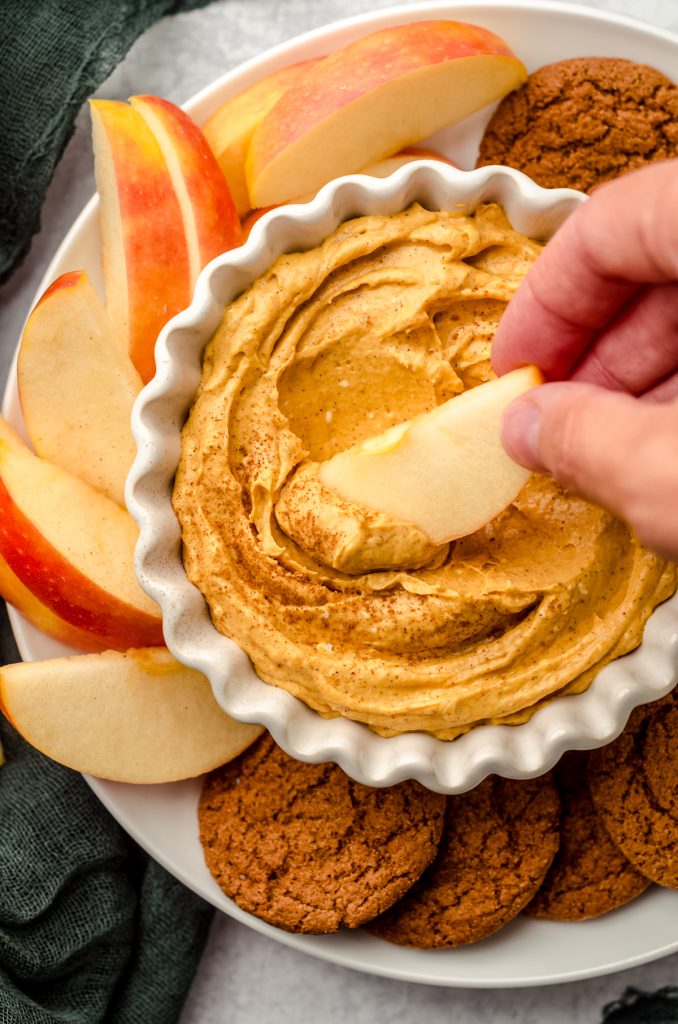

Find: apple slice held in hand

[0,422,163,652]
[318,366,543,545]
[246,20,526,206]
[18,270,142,508]
[0,648,264,783]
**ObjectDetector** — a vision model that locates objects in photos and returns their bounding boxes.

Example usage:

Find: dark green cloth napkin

[1,5,218,1019]
[0,605,213,1024]
[602,988,678,1023]
[0,0,214,283]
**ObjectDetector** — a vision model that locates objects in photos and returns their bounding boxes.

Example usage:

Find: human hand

[493,159,678,559]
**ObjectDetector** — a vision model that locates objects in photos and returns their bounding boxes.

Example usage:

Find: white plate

[5,0,678,988]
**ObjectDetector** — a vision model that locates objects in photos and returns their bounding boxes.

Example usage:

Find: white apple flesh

[318,366,543,545]
[0,648,264,783]
[18,270,142,508]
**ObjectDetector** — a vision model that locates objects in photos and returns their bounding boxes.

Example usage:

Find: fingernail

[501,399,544,470]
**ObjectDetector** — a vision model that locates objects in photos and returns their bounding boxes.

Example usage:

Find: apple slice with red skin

[0,415,27,451]
[246,20,527,206]
[0,647,264,783]
[0,401,141,650]
[0,421,163,651]
[130,94,242,281]
[90,99,191,384]
[91,96,241,383]
[0,550,110,653]
[202,58,322,215]
[358,146,458,178]
[241,205,276,239]
[18,270,142,508]
[241,147,456,238]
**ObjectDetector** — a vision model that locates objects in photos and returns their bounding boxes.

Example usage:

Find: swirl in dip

[173,203,676,739]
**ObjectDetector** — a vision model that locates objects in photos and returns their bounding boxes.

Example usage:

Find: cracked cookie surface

[476,57,678,193]
[368,774,560,948]
[588,690,678,889]
[198,733,446,933]
[526,751,649,921]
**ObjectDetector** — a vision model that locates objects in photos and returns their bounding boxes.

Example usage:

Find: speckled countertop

[1,1,677,1021]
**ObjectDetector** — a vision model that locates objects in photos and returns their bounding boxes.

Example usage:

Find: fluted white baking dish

[127,160,678,793]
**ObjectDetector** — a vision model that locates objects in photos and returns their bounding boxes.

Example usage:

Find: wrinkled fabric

[602,987,678,1023]
[0,0,213,282]
[0,603,213,1024]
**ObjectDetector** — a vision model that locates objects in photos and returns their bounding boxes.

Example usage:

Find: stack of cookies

[198,689,677,944]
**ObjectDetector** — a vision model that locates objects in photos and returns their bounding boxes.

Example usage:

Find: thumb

[501,381,678,559]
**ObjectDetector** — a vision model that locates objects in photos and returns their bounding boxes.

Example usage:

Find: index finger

[491,159,678,379]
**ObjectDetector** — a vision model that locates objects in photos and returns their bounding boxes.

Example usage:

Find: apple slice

[241,205,276,239]
[241,148,455,238]
[0,408,121,650]
[90,99,192,384]
[318,366,543,544]
[202,58,321,215]
[246,20,526,206]
[0,423,163,651]
[359,146,457,177]
[17,270,142,508]
[0,550,111,652]
[130,94,242,280]
[0,648,264,783]
[0,416,26,451]
[92,97,243,383]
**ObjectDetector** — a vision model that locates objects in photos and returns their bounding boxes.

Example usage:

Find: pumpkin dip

[173,203,676,739]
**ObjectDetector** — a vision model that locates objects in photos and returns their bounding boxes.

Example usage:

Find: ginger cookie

[476,58,678,193]
[198,733,446,933]
[369,774,560,948]
[526,751,649,921]
[589,690,678,889]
